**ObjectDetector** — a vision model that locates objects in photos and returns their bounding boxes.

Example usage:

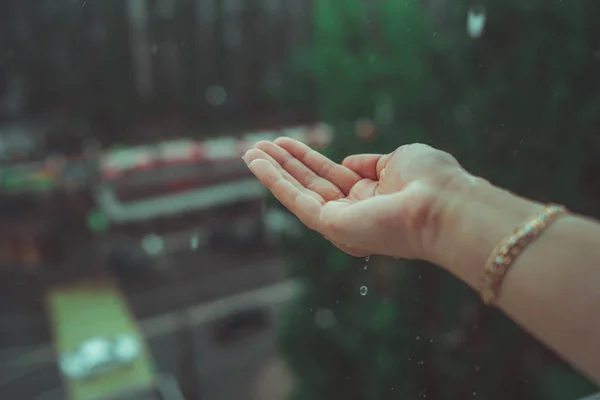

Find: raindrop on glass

[360,286,368,296]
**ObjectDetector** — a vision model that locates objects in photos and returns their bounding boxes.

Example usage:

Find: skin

[243,138,600,384]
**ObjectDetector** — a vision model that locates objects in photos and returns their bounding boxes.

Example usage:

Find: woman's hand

[243,138,471,260]
[246,138,600,384]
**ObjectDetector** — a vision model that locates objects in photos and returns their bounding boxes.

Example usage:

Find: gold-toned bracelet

[480,204,568,305]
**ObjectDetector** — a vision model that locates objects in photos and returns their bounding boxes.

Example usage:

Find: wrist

[428,174,542,288]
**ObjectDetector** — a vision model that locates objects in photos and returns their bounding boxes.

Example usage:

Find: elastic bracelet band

[480,204,568,305]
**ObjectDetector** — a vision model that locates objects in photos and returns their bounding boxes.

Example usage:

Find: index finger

[247,159,323,231]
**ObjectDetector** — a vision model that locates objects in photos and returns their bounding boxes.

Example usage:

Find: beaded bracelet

[480,204,568,305]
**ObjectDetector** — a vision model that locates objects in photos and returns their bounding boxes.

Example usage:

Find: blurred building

[0,0,325,398]
[0,125,326,399]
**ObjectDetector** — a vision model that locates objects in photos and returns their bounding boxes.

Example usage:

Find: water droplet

[205,85,227,106]
[142,234,164,256]
[314,308,336,329]
[365,255,371,262]
[453,105,473,126]
[359,286,368,296]
[416,336,420,340]
[467,5,486,39]
[190,234,199,250]
[363,264,368,270]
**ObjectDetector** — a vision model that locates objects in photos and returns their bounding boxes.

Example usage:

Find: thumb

[342,153,392,180]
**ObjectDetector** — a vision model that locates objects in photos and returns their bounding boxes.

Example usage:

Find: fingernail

[248,159,265,174]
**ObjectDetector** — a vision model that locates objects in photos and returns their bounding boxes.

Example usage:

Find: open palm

[244,138,464,260]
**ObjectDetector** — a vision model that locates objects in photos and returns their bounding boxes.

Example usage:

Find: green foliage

[539,365,597,400]
[277,0,600,399]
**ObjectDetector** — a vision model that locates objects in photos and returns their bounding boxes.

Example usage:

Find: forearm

[432,178,600,384]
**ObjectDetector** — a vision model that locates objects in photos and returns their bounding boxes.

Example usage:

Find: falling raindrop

[467,5,486,39]
[142,234,164,256]
[314,308,336,329]
[360,286,368,296]
[190,234,199,250]
[375,95,394,125]
[205,85,227,106]
[453,105,474,126]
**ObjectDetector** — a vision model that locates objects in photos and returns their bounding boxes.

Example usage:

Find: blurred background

[0,0,599,399]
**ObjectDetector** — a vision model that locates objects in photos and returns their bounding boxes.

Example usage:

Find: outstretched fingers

[244,148,323,203]
[254,140,344,201]
[246,159,323,230]
[274,137,361,196]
